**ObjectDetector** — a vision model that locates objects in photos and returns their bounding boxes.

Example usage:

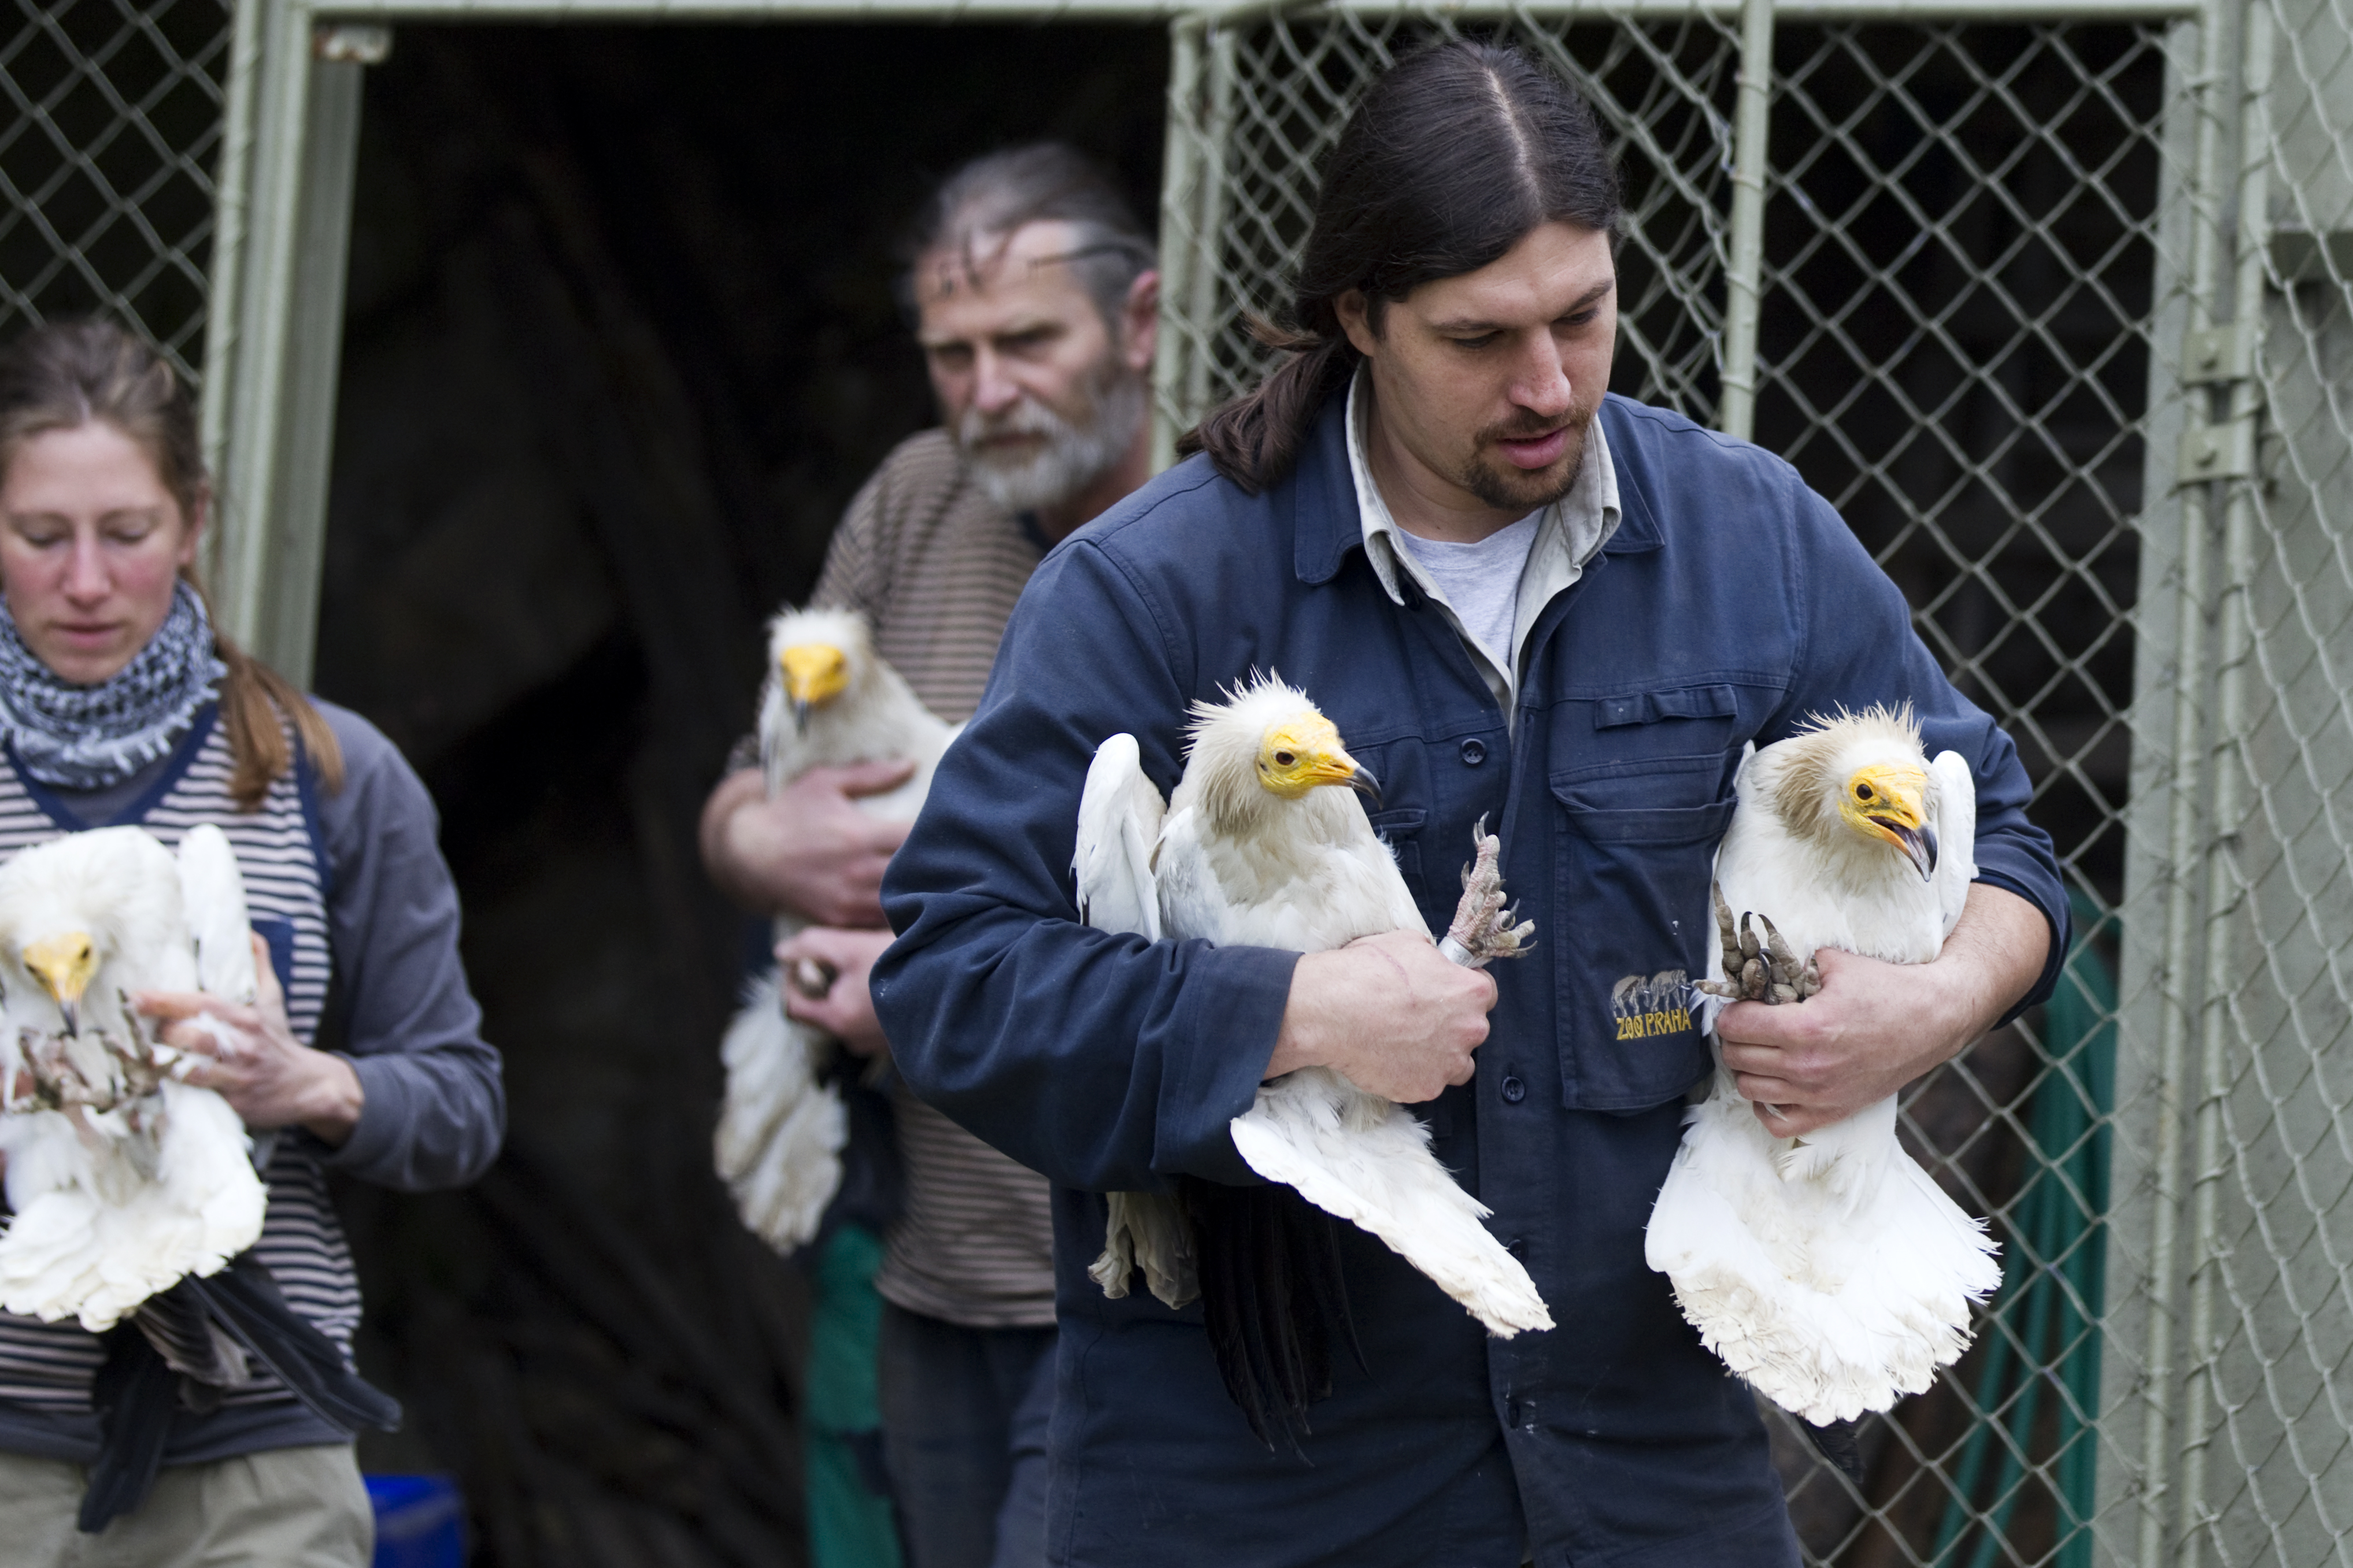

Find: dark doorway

[311,26,1166,1566]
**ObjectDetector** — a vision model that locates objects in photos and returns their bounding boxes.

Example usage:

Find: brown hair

[0,320,344,810]
[1184,40,1622,492]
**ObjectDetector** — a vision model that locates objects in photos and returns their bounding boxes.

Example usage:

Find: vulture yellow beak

[1841,763,1936,880]
[24,930,95,1036]
[1256,714,1381,805]
[779,643,850,735]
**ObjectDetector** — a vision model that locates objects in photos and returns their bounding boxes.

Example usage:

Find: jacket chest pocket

[1549,768,1732,1110]
[1367,807,1427,887]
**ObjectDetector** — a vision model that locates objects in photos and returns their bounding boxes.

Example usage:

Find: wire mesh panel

[1156,4,1747,436]
[1158,6,2204,1564]
[2182,0,2353,1556]
[0,0,232,379]
[1749,21,2181,1565]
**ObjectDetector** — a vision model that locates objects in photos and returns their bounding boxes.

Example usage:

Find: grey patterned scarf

[0,581,226,789]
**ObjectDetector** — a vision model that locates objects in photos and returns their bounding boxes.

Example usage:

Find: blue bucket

[365,1473,467,1568]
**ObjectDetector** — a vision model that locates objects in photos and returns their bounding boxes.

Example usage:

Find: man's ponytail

[1179,323,1357,495]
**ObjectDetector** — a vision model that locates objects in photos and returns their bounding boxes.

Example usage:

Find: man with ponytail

[0,320,502,1565]
[874,39,2067,1566]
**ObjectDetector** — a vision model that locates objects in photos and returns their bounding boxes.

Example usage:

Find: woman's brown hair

[0,320,344,810]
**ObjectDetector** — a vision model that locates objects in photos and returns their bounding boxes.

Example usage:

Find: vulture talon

[1444,817,1537,965]
[1752,913,1808,1006]
[1711,884,1742,981]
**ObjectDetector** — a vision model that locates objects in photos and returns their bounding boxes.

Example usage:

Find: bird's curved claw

[1694,885,1821,1003]
[1444,816,1537,968]
[1697,882,1749,999]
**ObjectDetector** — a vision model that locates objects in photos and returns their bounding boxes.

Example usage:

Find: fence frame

[205,0,2206,694]
[187,0,2347,1558]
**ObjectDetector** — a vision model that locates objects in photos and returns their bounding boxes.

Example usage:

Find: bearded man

[700,144,1157,1568]
[872,43,2065,1568]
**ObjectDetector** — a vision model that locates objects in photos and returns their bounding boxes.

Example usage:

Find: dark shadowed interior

[309,27,1165,1566]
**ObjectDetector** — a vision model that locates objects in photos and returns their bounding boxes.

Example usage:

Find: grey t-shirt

[1393,512,1543,671]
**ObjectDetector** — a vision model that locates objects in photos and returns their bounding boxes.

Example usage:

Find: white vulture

[0,824,267,1332]
[1074,675,1551,1441]
[715,605,954,1252]
[1644,705,2000,1466]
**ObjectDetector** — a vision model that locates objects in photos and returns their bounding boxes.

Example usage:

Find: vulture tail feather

[183,1255,402,1434]
[1312,1200,1368,1378]
[1802,1416,1869,1485]
[79,1321,177,1532]
[1184,1178,1353,1452]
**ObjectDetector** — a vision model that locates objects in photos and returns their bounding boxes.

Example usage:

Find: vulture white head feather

[1076,674,1547,1445]
[1645,706,1995,1443]
[0,826,265,1331]
[716,603,956,1256]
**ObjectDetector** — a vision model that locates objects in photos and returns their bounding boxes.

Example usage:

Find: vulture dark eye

[1856,783,1874,800]
[1274,751,1297,767]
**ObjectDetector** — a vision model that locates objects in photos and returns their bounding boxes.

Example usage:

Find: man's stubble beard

[957,350,1148,517]
[1455,401,1596,515]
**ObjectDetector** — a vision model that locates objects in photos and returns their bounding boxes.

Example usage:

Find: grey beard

[960,368,1148,517]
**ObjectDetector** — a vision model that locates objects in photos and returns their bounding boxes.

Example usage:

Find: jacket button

[1501,1075,1526,1104]
[1459,739,1487,766]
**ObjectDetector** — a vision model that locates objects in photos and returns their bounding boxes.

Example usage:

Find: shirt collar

[1341,365,1619,610]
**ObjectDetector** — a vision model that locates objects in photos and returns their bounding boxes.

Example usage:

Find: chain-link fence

[0,0,229,380]
[1154,1,2350,1563]
[3,0,2348,1561]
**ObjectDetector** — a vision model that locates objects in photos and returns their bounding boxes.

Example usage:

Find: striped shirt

[812,428,1057,1330]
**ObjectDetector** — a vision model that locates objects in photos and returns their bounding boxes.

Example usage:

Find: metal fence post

[1152,13,1205,471]
[2177,0,2272,1557]
[1180,21,1237,425]
[2136,0,2243,1560]
[198,0,267,507]
[1717,0,1771,440]
[209,0,372,685]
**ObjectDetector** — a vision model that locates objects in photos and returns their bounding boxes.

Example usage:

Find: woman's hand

[134,933,365,1145]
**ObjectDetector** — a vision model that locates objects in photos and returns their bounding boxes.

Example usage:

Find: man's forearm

[1715,880,2055,1136]
[1933,881,2053,1053]
[698,768,771,911]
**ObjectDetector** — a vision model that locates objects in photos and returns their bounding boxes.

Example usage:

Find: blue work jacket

[875,392,2067,1568]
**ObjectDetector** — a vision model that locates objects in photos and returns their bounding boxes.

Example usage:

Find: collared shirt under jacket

[872,392,2069,1568]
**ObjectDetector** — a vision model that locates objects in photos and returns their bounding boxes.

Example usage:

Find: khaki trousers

[0,1444,372,1567]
